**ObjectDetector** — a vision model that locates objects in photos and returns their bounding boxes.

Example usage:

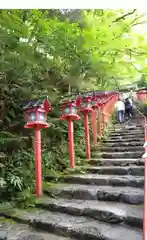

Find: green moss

[0,217,16,224]
[43,181,62,191]
[0,205,40,220]
[0,202,14,213]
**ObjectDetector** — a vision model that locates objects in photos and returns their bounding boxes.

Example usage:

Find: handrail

[136,106,147,240]
[136,108,146,121]
[135,107,147,141]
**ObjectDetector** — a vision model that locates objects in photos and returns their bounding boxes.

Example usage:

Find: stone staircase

[2,120,144,240]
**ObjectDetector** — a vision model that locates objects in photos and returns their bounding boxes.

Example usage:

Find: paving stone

[89,159,144,166]
[109,134,144,140]
[84,166,144,176]
[110,129,144,135]
[101,151,143,159]
[44,184,144,204]
[103,138,144,143]
[17,234,45,240]
[99,146,143,152]
[0,231,7,240]
[92,151,144,159]
[110,133,144,139]
[7,210,142,240]
[101,142,144,147]
[0,220,73,240]
[36,197,143,227]
[62,174,144,188]
[110,126,143,132]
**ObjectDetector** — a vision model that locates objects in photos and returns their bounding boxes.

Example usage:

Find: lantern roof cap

[136,88,147,92]
[80,90,118,98]
[60,99,76,106]
[60,90,118,103]
[22,98,50,110]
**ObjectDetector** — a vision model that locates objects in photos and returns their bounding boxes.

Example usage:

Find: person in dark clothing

[125,97,132,119]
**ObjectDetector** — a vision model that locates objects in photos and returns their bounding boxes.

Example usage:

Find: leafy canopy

[0,9,147,103]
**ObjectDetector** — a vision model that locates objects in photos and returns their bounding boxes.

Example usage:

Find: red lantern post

[141,92,143,101]
[138,92,141,101]
[91,108,97,147]
[99,98,105,133]
[80,97,93,160]
[60,101,80,168]
[91,93,99,146]
[97,101,102,139]
[137,92,141,101]
[104,98,112,128]
[23,98,51,197]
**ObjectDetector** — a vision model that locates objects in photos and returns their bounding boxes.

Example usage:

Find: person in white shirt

[115,98,125,123]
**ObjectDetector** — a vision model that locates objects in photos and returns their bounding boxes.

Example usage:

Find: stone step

[89,158,144,166]
[101,142,144,147]
[37,197,143,228]
[111,125,143,131]
[110,133,144,138]
[44,184,144,204]
[103,138,144,143]
[0,219,73,240]
[6,209,142,240]
[109,134,144,140]
[110,130,144,136]
[110,126,144,132]
[92,151,143,159]
[62,174,144,188]
[84,166,144,176]
[99,146,143,152]
[114,124,143,128]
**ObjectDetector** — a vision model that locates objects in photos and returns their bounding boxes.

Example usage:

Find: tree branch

[131,63,147,76]
[126,48,147,56]
[129,13,147,26]
[132,21,147,26]
[113,9,137,23]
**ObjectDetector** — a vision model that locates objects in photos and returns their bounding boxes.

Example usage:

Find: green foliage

[1,115,86,207]
[14,190,37,208]
[138,75,147,88]
[136,100,147,117]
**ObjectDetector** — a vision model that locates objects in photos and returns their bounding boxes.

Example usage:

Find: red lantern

[91,94,99,146]
[23,99,51,129]
[97,100,102,138]
[60,101,80,121]
[59,100,80,169]
[22,98,51,197]
[80,97,93,113]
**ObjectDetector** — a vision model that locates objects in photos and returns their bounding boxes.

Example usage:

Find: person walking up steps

[125,97,133,119]
[115,98,125,123]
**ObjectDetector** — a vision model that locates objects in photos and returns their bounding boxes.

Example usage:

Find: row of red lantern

[59,97,96,164]
[136,91,147,102]
[59,94,118,165]
[22,94,118,197]
[23,96,115,130]
[102,94,118,128]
